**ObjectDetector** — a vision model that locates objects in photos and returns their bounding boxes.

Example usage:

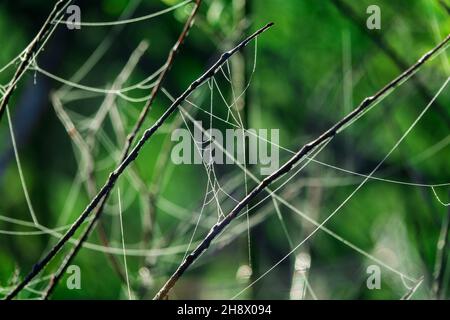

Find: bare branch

[0,0,72,123]
[41,0,202,299]
[121,0,202,159]
[432,194,450,299]
[439,0,450,15]
[401,277,424,300]
[153,33,450,300]
[4,20,274,300]
[330,0,450,126]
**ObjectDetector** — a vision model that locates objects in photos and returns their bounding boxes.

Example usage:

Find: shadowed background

[0,0,449,299]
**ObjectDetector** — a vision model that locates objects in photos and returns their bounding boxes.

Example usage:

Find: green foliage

[0,0,449,300]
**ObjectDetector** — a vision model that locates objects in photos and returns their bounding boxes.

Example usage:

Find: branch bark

[153,33,450,300]
[0,0,72,123]
[5,20,274,300]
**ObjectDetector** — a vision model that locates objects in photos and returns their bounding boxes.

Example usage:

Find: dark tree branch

[45,41,150,296]
[42,190,109,299]
[5,21,274,300]
[121,0,202,160]
[401,276,424,300]
[153,33,450,300]
[41,0,203,299]
[0,0,72,123]
[439,0,450,15]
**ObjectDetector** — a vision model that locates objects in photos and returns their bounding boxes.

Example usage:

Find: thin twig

[0,0,72,123]
[121,0,202,160]
[143,110,194,246]
[5,20,273,300]
[153,33,450,300]
[439,0,450,15]
[331,0,450,126]
[41,1,203,299]
[401,276,424,300]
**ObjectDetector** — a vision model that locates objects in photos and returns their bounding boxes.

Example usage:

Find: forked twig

[121,0,202,159]
[153,33,450,300]
[401,276,424,300]
[5,20,274,300]
[46,40,150,296]
[41,0,202,299]
[0,0,72,123]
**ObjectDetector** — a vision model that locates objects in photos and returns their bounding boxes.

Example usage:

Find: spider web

[0,0,449,300]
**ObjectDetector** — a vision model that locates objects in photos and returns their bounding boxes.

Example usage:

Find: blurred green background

[0,0,449,299]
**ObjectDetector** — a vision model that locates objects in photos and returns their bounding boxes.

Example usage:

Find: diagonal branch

[432,194,450,299]
[439,0,450,15]
[121,0,202,159]
[153,33,450,300]
[0,0,72,123]
[330,0,450,127]
[42,0,202,299]
[5,21,274,300]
